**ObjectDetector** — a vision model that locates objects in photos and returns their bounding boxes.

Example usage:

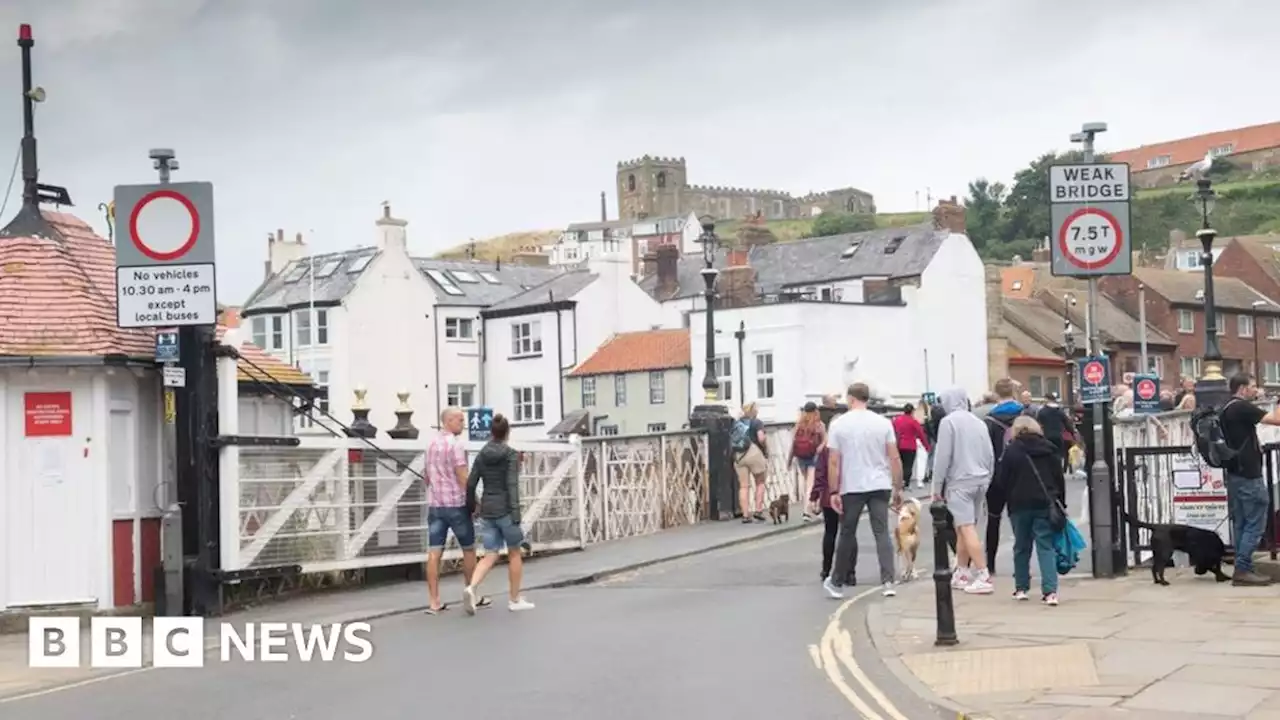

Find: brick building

[1108,121,1280,189]
[1100,268,1280,384]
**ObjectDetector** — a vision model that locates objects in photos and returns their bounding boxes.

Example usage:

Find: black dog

[1122,511,1230,585]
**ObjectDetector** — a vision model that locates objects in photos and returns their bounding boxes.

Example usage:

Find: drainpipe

[430,306,441,417]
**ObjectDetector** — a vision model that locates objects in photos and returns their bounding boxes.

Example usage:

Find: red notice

[25,391,72,437]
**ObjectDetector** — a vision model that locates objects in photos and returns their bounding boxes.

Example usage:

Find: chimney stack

[717,266,757,308]
[641,251,658,279]
[267,228,306,277]
[727,249,749,268]
[932,196,966,235]
[376,202,408,253]
[656,244,680,298]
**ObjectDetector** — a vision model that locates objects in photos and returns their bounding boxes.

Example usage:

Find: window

[614,374,627,406]
[511,321,542,356]
[714,355,733,401]
[270,316,283,350]
[1147,155,1172,169]
[773,200,785,218]
[1045,376,1061,399]
[1210,143,1235,158]
[840,242,860,259]
[1266,362,1280,386]
[251,316,266,348]
[315,259,342,278]
[1177,310,1194,334]
[298,366,330,429]
[1151,356,1166,379]
[445,317,474,340]
[883,236,904,255]
[282,263,309,283]
[1011,280,1023,290]
[1181,356,1203,379]
[426,269,464,296]
[316,371,330,415]
[446,384,475,408]
[295,310,312,346]
[479,271,502,284]
[647,423,667,433]
[599,425,619,436]
[1028,375,1043,398]
[565,247,579,261]
[649,371,665,404]
[450,270,480,284]
[1240,314,1254,338]
[513,386,544,423]
[315,309,328,345]
[1216,312,1226,335]
[581,377,596,407]
[1270,317,1280,339]
[347,255,373,273]
[656,171,666,188]
[627,174,636,192]
[755,352,774,399]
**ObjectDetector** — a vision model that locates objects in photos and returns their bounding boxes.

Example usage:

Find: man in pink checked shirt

[424,407,490,614]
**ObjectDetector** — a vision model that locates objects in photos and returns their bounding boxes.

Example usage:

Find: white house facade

[481,259,668,440]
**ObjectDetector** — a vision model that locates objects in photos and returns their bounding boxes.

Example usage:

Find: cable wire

[0,140,19,220]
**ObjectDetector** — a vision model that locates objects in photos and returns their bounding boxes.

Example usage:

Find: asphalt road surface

[2,516,965,720]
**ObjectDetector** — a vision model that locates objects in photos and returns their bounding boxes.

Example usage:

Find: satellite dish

[26,86,45,102]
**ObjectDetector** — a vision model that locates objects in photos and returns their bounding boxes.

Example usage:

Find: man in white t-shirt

[822,382,904,599]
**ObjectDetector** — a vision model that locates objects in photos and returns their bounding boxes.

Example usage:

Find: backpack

[792,428,818,459]
[1191,399,1241,469]
[731,419,752,452]
[987,416,1015,459]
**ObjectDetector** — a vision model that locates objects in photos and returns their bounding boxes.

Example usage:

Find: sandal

[424,604,450,615]
[476,596,493,609]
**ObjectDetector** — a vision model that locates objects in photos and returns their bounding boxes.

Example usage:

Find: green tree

[964,178,1006,249]
[806,212,876,238]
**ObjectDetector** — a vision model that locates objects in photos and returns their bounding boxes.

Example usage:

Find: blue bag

[1053,521,1088,575]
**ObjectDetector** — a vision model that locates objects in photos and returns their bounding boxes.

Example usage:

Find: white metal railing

[579,430,708,543]
[224,437,584,573]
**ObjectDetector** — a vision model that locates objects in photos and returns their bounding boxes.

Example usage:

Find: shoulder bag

[1025,455,1068,532]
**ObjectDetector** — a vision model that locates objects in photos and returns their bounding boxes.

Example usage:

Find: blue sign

[922,392,938,406]
[155,331,180,363]
[1132,373,1161,414]
[1079,355,1112,406]
[468,407,494,442]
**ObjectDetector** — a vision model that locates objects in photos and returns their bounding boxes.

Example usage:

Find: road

[2,516,965,720]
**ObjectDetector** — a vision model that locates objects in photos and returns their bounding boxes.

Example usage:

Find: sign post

[1132,373,1161,414]
[1078,356,1112,405]
[468,407,494,443]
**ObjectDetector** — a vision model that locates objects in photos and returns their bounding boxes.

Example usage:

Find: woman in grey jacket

[929,387,996,595]
[462,414,535,613]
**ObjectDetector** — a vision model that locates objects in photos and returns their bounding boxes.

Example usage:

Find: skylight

[450,270,480,284]
[282,263,309,283]
[479,271,502,284]
[1011,280,1023,290]
[315,259,342,278]
[427,270,465,296]
[348,255,374,273]
[884,236,905,255]
[840,242,861,259]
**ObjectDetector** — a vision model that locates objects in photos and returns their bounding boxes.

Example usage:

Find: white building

[665,221,988,420]
[631,211,703,259]
[545,211,703,279]
[481,258,668,441]
[241,206,568,435]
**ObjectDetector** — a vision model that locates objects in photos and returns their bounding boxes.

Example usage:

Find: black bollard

[930,502,958,646]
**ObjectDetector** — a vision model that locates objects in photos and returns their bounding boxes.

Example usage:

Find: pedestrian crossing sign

[468,407,494,442]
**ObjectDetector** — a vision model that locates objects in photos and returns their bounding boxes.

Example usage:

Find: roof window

[884,236,905,255]
[315,258,342,278]
[347,255,374,273]
[479,271,502,284]
[840,242,861,259]
[426,270,465,296]
[282,263,309,283]
[450,270,480,284]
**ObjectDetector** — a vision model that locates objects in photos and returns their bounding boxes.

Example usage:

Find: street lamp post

[688,217,735,520]
[1252,300,1266,382]
[1062,293,1077,409]
[697,218,722,403]
[1194,178,1229,408]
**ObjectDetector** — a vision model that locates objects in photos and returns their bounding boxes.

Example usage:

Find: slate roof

[484,270,599,313]
[1132,267,1280,312]
[565,219,632,233]
[1228,235,1280,288]
[241,248,567,312]
[637,226,947,301]
[568,329,690,377]
[0,211,153,358]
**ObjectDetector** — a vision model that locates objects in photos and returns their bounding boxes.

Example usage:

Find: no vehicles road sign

[1049,163,1132,278]
[113,181,217,329]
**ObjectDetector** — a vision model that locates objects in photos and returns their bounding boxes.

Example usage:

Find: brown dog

[768,494,791,524]
[894,497,922,581]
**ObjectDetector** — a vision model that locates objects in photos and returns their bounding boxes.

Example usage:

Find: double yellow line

[811,586,911,720]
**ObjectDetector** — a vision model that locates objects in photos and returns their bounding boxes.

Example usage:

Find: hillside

[437,211,932,260]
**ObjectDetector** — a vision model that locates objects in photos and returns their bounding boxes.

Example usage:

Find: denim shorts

[427,506,475,550]
[796,456,818,470]
[479,514,525,553]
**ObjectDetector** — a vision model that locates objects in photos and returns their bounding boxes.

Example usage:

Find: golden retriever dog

[894,497,922,582]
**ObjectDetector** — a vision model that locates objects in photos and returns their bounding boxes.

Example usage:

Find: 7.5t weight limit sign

[1049,162,1132,278]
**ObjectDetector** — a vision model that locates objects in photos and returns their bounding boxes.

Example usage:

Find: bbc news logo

[28,617,374,668]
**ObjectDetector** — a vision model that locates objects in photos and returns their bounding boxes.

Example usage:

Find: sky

[0,0,1278,302]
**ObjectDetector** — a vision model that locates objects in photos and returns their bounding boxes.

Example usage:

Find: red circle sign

[1083,360,1106,385]
[129,189,200,261]
[1058,207,1124,270]
[1136,378,1157,400]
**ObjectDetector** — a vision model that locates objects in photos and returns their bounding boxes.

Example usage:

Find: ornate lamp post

[1193,177,1228,408]
[696,217,722,404]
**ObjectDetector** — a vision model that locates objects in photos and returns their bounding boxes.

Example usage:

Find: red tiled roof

[0,211,153,357]
[1109,121,1280,171]
[215,326,313,387]
[568,328,690,377]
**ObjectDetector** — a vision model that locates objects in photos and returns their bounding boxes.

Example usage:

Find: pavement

[0,509,952,720]
[868,526,1280,719]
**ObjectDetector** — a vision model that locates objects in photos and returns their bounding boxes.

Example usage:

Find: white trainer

[823,577,844,599]
[950,569,971,590]
[882,582,897,597]
[508,597,536,612]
